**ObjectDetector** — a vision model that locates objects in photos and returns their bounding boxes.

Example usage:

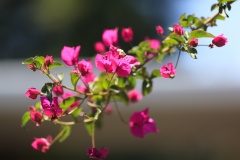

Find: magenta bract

[127,89,142,103]
[31,136,52,153]
[160,62,176,78]
[129,108,158,138]
[156,25,164,35]
[61,45,81,66]
[77,59,93,76]
[87,147,109,160]
[40,96,63,120]
[102,28,118,47]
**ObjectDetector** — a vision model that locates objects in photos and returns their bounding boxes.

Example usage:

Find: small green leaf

[189,30,214,40]
[163,38,179,45]
[22,57,34,64]
[84,121,94,136]
[59,96,81,111]
[70,72,80,89]
[34,56,44,68]
[117,90,129,105]
[216,14,225,20]
[71,107,82,119]
[211,4,219,11]
[21,111,30,127]
[150,69,161,79]
[169,33,185,43]
[142,79,152,96]
[41,82,53,102]
[59,126,71,143]
[188,47,198,59]
[48,61,63,69]
[35,101,41,110]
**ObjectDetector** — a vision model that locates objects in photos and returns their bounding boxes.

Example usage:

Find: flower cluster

[21,1,232,159]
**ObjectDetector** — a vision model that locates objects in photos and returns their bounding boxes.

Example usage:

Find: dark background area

[0,0,240,160]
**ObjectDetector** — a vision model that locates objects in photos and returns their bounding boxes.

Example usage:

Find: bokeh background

[0,0,240,159]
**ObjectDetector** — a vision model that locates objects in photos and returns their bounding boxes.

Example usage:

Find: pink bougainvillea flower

[102,28,118,47]
[121,27,133,43]
[77,59,93,76]
[87,147,109,160]
[81,72,96,84]
[104,105,113,115]
[77,85,88,94]
[94,41,106,53]
[116,59,132,77]
[173,24,184,35]
[189,38,198,47]
[95,52,118,73]
[160,62,176,78]
[123,55,140,67]
[29,106,43,126]
[61,45,81,66]
[53,86,64,96]
[127,89,143,103]
[212,34,228,47]
[156,25,164,35]
[129,108,159,138]
[40,96,63,120]
[25,87,41,99]
[31,135,52,153]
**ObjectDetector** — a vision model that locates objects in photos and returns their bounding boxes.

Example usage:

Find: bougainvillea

[21,1,235,159]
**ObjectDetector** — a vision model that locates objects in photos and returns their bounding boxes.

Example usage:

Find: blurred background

[0,0,240,159]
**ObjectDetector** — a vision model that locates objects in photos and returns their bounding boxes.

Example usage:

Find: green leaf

[41,82,53,102]
[216,14,225,20]
[21,111,30,127]
[142,79,153,96]
[71,107,82,119]
[218,0,236,3]
[59,96,81,111]
[126,76,136,90]
[22,57,35,64]
[34,56,44,68]
[70,72,80,89]
[163,38,179,45]
[59,126,71,143]
[117,90,129,105]
[188,47,198,59]
[169,33,185,43]
[150,69,161,79]
[84,121,94,136]
[189,30,214,40]
[211,4,219,11]
[35,101,41,110]
[48,61,63,69]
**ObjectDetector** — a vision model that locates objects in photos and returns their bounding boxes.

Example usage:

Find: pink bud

[102,28,118,47]
[53,86,63,96]
[44,55,53,67]
[121,27,133,43]
[29,106,43,126]
[212,34,227,47]
[94,41,106,53]
[189,38,198,47]
[31,136,52,153]
[25,88,41,99]
[127,89,142,103]
[173,24,184,35]
[156,25,164,35]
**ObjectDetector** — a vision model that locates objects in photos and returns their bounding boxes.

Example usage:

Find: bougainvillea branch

[21,0,234,159]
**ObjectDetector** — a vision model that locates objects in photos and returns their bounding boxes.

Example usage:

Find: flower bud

[173,24,184,35]
[121,27,133,43]
[53,86,63,96]
[127,89,142,103]
[189,38,198,47]
[94,41,105,53]
[29,106,43,126]
[28,63,37,71]
[44,55,53,67]
[25,88,41,99]
[212,34,227,47]
[156,25,164,35]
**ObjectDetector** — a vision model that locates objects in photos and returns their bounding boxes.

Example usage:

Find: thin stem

[114,100,128,124]
[50,127,66,146]
[54,120,76,125]
[91,121,95,148]
[175,48,182,69]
